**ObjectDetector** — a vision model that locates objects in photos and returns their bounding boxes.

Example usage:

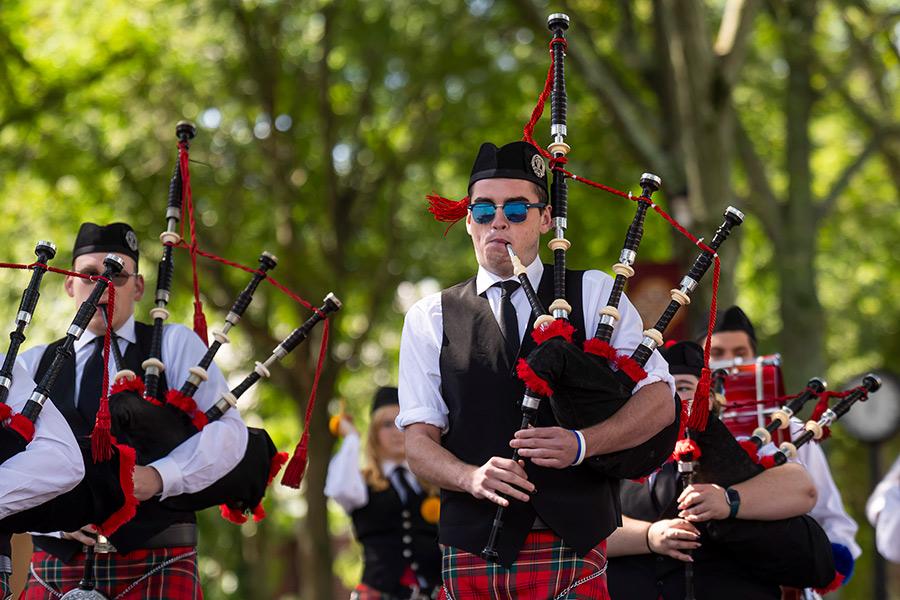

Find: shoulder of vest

[442,276,477,295]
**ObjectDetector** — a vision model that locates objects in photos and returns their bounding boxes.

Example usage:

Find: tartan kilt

[350,582,441,600]
[1,572,10,600]
[22,547,201,600]
[441,531,609,600]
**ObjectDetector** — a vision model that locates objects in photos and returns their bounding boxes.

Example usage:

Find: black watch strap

[725,487,741,519]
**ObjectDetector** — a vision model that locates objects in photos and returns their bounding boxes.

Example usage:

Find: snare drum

[714,354,788,444]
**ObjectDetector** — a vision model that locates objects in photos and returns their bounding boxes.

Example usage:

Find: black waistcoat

[609,476,780,600]
[350,483,441,594]
[0,533,9,559]
[32,322,195,561]
[438,266,621,567]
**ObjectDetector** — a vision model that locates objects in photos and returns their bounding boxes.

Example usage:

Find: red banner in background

[626,262,688,343]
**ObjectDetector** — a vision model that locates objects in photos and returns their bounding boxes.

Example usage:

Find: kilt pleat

[22,547,201,600]
[1,572,10,600]
[441,531,609,600]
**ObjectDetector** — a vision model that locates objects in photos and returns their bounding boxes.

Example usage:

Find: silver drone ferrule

[522,394,541,411]
[213,397,232,414]
[677,461,695,474]
[640,336,660,352]
[224,311,241,328]
[599,314,616,326]
[156,289,171,304]
[551,126,567,140]
[0,376,11,390]
[820,409,838,427]
[28,391,49,407]
[273,346,289,360]
[16,310,33,325]
[678,276,699,295]
[725,206,745,222]
[552,308,568,319]
[67,325,85,339]
[618,249,637,266]
[165,206,181,223]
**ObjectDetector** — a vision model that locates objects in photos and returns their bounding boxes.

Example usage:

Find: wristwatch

[725,487,741,519]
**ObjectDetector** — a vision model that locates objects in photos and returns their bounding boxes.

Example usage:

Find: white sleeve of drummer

[396,293,449,433]
[581,270,676,397]
[324,433,368,513]
[0,361,84,519]
[794,425,861,559]
[868,455,900,563]
[150,324,248,500]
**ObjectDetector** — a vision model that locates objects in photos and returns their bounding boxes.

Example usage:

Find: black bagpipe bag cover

[524,336,680,479]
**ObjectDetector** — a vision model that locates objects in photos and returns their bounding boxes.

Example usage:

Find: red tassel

[98,444,138,536]
[90,404,114,463]
[219,503,248,525]
[0,403,11,422]
[251,503,267,522]
[686,367,712,431]
[268,451,289,486]
[165,389,198,415]
[191,411,209,431]
[281,435,309,489]
[111,376,145,397]
[426,194,469,224]
[738,439,761,463]
[583,338,618,361]
[815,572,845,595]
[614,354,648,384]
[531,319,576,345]
[8,413,35,442]
[672,437,702,462]
[516,359,554,397]
[192,301,209,346]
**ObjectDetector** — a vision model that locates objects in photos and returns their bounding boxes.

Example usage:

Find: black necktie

[392,466,417,506]
[493,280,521,363]
[77,337,105,426]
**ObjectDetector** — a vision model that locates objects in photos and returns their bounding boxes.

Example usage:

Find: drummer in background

[704,305,860,592]
[325,387,442,600]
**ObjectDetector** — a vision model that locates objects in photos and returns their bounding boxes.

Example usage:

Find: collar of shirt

[380,459,421,494]
[475,255,543,296]
[74,314,137,352]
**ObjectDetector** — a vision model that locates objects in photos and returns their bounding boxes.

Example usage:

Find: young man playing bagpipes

[1,363,85,599]
[397,141,677,599]
[606,341,822,599]
[17,222,247,599]
[705,306,861,594]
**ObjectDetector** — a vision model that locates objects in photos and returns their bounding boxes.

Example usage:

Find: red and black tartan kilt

[440,531,609,600]
[1,572,10,600]
[350,582,441,600]
[22,547,201,600]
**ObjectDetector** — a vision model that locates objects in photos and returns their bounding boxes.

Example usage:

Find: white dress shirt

[18,315,248,500]
[867,454,900,563]
[0,361,84,519]
[397,257,675,433]
[324,432,422,513]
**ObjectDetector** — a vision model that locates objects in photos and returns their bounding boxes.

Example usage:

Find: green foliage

[1,0,898,597]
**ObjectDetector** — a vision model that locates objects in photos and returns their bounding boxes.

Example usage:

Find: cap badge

[531,154,546,178]
[125,230,139,252]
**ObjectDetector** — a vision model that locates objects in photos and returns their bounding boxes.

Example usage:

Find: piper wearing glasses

[325,387,442,600]
[18,222,246,599]
[398,141,675,598]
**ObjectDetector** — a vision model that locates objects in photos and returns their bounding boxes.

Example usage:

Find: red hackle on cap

[516,358,554,397]
[98,443,138,536]
[427,194,469,225]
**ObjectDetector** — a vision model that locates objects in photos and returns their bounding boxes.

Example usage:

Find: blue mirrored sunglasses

[468,201,546,225]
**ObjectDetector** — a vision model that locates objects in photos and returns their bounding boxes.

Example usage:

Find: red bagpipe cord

[177,140,209,346]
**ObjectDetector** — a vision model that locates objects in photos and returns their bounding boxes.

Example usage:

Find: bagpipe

[103,122,341,524]
[0,254,139,537]
[468,14,745,562]
[672,374,882,594]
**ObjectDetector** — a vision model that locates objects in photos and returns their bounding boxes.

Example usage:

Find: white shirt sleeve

[792,421,861,559]
[323,433,369,513]
[581,270,676,397]
[148,325,248,499]
[867,455,900,563]
[0,361,84,519]
[397,293,448,432]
